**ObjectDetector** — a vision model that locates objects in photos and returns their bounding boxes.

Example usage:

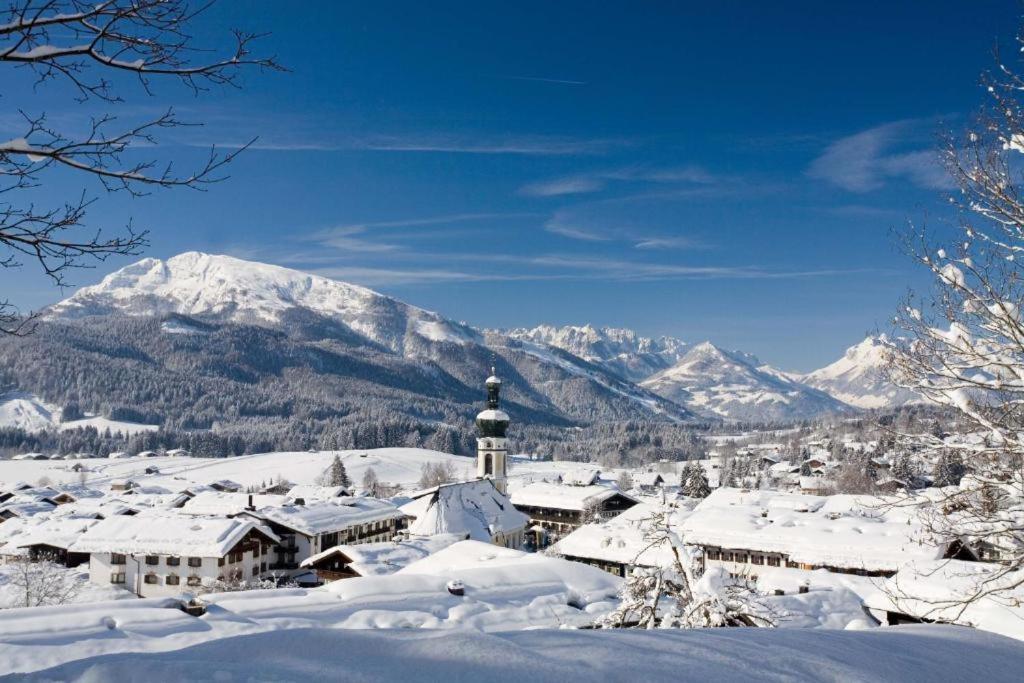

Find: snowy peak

[503,324,687,382]
[641,340,851,422]
[801,335,920,410]
[45,252,479,354]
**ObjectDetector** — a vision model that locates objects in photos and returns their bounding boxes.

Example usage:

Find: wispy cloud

[298,213,537,253]
[807,119,953,192]
[543,213,613,241]
[360,134,621,156]
[183,132,624,156]
[633,236,706,250]
[519,165,719,197]
[503,75,587,86]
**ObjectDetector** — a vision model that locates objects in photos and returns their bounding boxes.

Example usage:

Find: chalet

[551,502,690,577]
[0,516,98,567]
[559,469,601,486]
[681,488,943,580]
[242,497,407,573]
[510,482,639,548]
[209,479,243,493]
[864,559,1024,638]
[69,514,280,598]
[299,534,461,582]
[286,484,350,502]
[181,492,289,516]
[400,479,527,549]
[166,448,190,457]
[633,472,666,494]
[0,500,55,521]
[109,480,136,492]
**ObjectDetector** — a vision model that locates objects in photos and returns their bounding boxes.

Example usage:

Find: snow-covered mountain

[640,341,853,421]
[800,335,921,410]
[503,324,687,382]
[46,251,479,356]
[37,252,693,427]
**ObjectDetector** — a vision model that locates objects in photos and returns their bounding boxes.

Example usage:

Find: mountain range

[0,253,920,450]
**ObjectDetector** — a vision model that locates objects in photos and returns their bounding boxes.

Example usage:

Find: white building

[400,479,527,549]
[681,488,943,579]
[242,497,407,572]
[475,370,509,495]
[69,514,280,598]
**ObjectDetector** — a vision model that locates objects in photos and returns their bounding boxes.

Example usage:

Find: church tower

[476,368,509,494]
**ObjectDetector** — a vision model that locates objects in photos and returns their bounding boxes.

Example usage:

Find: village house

[0,516,98,567]
[69,514,280,598]
[400,479,527,549]
[299,534,461,582]
[550,502,691,577]
[511,481,639,548]
[242,497,407,572]
[681,488,944,580]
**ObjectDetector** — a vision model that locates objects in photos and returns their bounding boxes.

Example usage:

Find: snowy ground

[0,564,132,610]
[0,449,642,494]
[4,623,1023,682]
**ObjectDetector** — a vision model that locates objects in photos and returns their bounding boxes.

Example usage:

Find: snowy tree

[362,467,380,497]
[417,461,457,490]
[681,462,711,498]
[596,512,773,629]
[4,557,80,608]
[890,452,918,487]
[933,450,967,487]
[618,470,634,492]
[885,28,1024,608]
[318,455,351,489]
[0,0,282,334]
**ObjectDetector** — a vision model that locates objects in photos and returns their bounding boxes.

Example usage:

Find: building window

[144,574,159,585]
[110,572,126,584]
[166,556,180,566]
[252,565,260,577]
[484,453,493,476]
[767,556,781,567]
[188,557,202,568]
[218,557,225,567]
[111,553,126,565]
[145,555,159,565]
[752,554,764,566]
[166,574,180,586]
[187,575,201,586]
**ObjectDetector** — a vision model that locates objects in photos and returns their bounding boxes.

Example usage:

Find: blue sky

[1,1,1019,370]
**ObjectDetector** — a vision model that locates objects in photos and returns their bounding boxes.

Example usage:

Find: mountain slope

[801,335,921,410]
[46,251,479,357]
[503,324,687,382]
[31,252,694,434]
[640,342,853,421]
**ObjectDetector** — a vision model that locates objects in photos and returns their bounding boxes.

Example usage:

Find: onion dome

[476,367,509,437]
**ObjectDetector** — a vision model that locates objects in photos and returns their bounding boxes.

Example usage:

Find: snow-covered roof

[633,472,665,487]
[551,502,694,568]
[181,491,288,516]
[401,479,526,541]
[475,409,509,422]
[300,534,461,576]
[69,514,279,557]
[0,515,99,553]
[0,500,55,518]
[250,497,403,537]
[510,482,628,511]
[681,488,941,572]
[865,560,1024,641]
[286,484,349,502]
[561,468,601,486]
